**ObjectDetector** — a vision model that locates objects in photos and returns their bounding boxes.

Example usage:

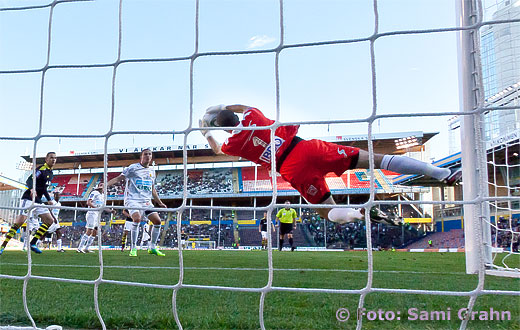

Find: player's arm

[259,222,262,233]
[87,197,96,208]
[25,173,38,199]
[152,186,166,208]
[206,135,224,155]
[107,174,125,187]
[200,119,225,155]
[43,191,53,204]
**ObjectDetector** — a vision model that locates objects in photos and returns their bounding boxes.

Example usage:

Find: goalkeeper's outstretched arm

[204,132,224,155]
[200,104,250,155]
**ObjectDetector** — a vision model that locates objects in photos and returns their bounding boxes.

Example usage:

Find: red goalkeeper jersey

[220,108,299,170]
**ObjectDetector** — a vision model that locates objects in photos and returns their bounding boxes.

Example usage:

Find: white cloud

[247,35,276,49]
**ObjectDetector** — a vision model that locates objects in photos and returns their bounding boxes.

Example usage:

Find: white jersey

[88,190,105,209]
[122,163,156,202]
[52,201,61,220]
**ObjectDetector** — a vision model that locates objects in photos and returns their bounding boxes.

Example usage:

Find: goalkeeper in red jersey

[200,105,461,226]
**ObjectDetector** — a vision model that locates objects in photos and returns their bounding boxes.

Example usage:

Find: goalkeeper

[200,105,462,225]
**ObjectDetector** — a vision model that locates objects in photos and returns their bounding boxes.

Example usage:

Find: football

[202,104,226,127]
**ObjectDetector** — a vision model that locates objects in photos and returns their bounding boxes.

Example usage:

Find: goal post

[457,0,493,275]
[458,0,520,278]
[184,240,216,250]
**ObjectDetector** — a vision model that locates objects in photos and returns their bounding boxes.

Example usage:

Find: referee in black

[276,201,298,251]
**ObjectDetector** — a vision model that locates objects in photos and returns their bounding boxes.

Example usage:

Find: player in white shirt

[139,222,151,250]
[107,148,167,257]
[77,183,105,253]
[46,192,65,252]
[120,209,133,251]
[23,212,41,251]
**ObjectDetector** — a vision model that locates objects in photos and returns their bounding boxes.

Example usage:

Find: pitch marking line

[0,263,466,275]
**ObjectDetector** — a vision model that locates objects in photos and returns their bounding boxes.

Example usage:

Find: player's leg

[56,227,65,252]
[1,201,32,254]
[128,208,142,257]
[121,230,128,251]
[278,232,284,251]
[147,212,165,256]
[28,211,55,253]
[280,141,397,225]
[288,232,294,251]
[79,212,95,252]
[323,195,399,226]
[84,228,97,253]
[356,150,461,184]
[43,233,52,249]
[121,223,131,251]
[77,228,89,252]
[319,195,364,225]
[261,231,267,249]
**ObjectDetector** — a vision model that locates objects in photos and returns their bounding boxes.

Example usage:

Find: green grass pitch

[1,250,519,329]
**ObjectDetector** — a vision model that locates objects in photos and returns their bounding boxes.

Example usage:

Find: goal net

[0,0,518,329]
[183,238,216,250]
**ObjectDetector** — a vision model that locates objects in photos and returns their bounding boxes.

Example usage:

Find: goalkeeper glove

[199,119,212,138]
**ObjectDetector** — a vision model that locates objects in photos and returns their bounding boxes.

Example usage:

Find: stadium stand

[407,229,465,249]
[106,172,125,197]
[50,174,95,197]
[239,167,293,192]
[156,168,234,196]
[238,226,308,248]
[301,208,425,249]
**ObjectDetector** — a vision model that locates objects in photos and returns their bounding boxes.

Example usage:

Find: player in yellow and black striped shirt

[0,152,58,255]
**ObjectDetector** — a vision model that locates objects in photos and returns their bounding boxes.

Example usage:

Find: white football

[202,104,226,127]
[202,112,219,127]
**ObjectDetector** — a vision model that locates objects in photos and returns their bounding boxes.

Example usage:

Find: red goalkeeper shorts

[279,139,359,204]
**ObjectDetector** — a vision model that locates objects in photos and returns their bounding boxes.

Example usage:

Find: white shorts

[123,220,134,231]
[47,221,61,233]
[261,231,268,239]
[20,199,50,217]
[86,211,100,229]
[124,200,157,219]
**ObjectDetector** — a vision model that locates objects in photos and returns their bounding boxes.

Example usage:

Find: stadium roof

[394,132,519,186]
[0,174,26,191]
[23,131,438,170]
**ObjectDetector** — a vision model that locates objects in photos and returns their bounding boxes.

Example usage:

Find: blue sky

[0,0,468,179]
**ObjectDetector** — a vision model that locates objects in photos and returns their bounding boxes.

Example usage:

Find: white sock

[78,234,88,250]
[24,233,30,250]
[150,225,161,249]
[130,223,139,249]
[85,236,95,249]
[328,208,363,224]
[57,239,62,250]
[380,155,450,181]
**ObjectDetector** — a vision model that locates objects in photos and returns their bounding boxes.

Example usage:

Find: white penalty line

[0,263,466,275]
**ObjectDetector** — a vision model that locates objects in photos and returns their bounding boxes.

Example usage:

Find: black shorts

[280,222,293,235]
